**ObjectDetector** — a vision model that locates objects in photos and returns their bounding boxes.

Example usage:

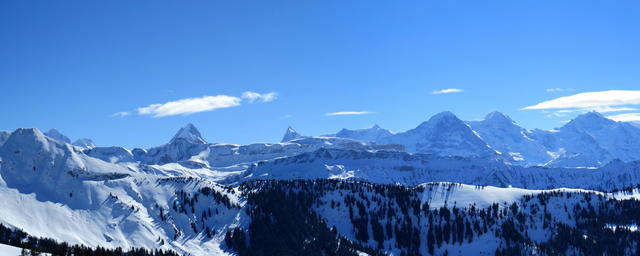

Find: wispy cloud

[279,114,293,119]
[242,91,277,103]
[110,111,130,117]
[131,91,278,118]
[546,88,576,92]
[432,88,463,94]
[607,113,640,122]
[326,111,374,116]
[522,90,640,111]
[589,106,637,113]
[550,109,574,117]
[138,95,242,117]
[545,107,637,119]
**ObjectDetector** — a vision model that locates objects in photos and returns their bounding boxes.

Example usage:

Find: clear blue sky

[1,1,640,148]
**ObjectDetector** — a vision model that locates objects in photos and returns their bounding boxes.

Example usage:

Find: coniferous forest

[4,179,640,255]
[225,180,640,256]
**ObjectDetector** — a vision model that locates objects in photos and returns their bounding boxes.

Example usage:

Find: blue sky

[1,1,640,148]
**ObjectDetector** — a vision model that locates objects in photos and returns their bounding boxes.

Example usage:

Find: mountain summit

[139,124,208,164]
[281,126,304,142]
[171,123,206,144]
[468,112,550,165]
[561,111,616,131]
[44,128,71,144]
[483,111,516,125]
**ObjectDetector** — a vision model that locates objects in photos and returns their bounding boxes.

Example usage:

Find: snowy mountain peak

[484,111,515,124]
[170,123,206,144]
[44,128,71,143]
[7,128,50,147]
[428,111,459,122]
[562,111,616,131]
[414,111,467,131]
[1,128,72,159]
[570,111,612,124]
[72,138,96,149]
[281,126,303,142]
[468,112,551,165]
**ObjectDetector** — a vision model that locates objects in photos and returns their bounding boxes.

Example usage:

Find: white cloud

[432,88,463,94]
[137,95,241,117]
[279,114,292,119]
[588,106,637,113]
[110,111,130,117]
[551,109,575,117]
[326,111,374,116]
[522,90,640,111]
[546,88,576,92]
[242,91,277,103]
[607,113,640,122]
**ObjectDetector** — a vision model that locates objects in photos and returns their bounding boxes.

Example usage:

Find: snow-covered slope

[238,147,640,191]
[0,175,245,255]
[0,129,246,254]
[0,128,131,208]
[73,138,96,149]
[331,124,393,142]
[85,146,135,163]
[380,111,498,158]
[0,131,10,147]
[0,243,35,255]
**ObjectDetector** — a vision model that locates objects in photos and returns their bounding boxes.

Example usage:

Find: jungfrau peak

[561,111,615,132]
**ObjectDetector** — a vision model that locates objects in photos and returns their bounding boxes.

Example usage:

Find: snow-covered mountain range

[2,111,640,255]
[284,111,640,167]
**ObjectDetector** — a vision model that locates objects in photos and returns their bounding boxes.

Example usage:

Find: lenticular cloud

[522,90,640,110]
[137,95,241,117]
